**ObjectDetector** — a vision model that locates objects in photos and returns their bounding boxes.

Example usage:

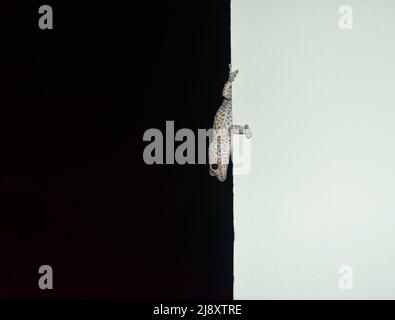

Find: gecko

[209,65,252,182]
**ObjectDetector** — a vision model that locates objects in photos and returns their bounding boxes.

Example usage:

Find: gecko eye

[210,164,219,170]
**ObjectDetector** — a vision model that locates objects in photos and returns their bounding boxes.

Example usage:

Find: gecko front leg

[230,125,252,138]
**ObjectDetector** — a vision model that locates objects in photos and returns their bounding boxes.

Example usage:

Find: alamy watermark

[38,265,53,290]
[38,5,53,30]
[338,265,353,290]
[142,121,252,176]
[338,5,353,30]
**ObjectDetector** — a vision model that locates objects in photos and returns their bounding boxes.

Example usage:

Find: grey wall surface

[233,0,395,299]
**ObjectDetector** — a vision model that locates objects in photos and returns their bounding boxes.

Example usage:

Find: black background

[1,0,234,299]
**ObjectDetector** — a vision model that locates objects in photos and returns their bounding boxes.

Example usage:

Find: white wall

[233,0,395,299]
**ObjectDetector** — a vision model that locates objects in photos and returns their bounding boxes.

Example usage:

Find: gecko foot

[244,125,252,138]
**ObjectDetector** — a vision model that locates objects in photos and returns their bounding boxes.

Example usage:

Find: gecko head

[209,163,228,182]
[208,132,230,182]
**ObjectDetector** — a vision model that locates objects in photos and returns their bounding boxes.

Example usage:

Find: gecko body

[209,66,252,182]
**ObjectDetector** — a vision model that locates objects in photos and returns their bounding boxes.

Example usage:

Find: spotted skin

[209,66,252,182]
